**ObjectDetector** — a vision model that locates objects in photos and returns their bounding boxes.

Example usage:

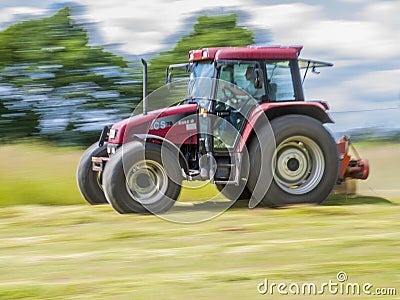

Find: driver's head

[245,66,254,81]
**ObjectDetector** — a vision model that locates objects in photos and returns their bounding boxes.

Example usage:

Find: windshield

[186,62,216,101]
[191,61,215,79]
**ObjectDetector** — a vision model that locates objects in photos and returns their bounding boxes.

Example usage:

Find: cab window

[266,60,295,101]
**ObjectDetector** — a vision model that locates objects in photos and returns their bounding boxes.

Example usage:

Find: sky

[0,0,399,133]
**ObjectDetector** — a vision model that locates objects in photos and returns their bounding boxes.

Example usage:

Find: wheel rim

[126,159,168,205]
[96,172,103,191]
[274,136,324,195]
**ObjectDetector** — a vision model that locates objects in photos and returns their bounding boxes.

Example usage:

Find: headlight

[107,144,119,155]
[109,129,118,139]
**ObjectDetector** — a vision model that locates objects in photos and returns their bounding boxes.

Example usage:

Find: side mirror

[254,68,263,89]
[166,71,172,84]
[166,70,172,90]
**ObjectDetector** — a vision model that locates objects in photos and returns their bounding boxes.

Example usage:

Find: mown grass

[0,142,399,299]
[0,143,84,206]
[0,204,399,299]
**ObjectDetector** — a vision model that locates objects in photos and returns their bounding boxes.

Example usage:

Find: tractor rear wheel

[103,141,182,214]
[248,115,339,207]
[76,142,108,205]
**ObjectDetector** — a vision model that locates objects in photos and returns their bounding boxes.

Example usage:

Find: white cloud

[4,1,396,63]
[246,3,320,44]
[80,0,243,54]
[304,68,400,113]
[0,6,47,29]
[362,1,400,29]
[2,1,398,61]
[344,69,400,95]
[305,20,398,58]
[247,2,400,60]
[338,0,367,3]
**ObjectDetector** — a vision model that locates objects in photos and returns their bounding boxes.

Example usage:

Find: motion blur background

[0,0,399,145]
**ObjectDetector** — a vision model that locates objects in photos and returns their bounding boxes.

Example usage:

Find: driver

[222,66,264,101]
[243,66,264,99]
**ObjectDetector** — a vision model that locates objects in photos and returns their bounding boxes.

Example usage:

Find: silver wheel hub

[126,160,168,205]
[274,137,324,195]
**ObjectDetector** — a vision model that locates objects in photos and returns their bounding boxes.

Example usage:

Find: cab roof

[188,46,303,62]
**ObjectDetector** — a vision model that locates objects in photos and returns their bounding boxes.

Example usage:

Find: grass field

[0,142,399,299]
[0,143,219,207]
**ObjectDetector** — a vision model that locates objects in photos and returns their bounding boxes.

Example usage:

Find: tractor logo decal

[150,113,196,131]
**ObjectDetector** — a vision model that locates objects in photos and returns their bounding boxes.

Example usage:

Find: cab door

[213,62,265,150]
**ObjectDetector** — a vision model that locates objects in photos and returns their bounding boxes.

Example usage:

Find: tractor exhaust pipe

[141,58,148,115]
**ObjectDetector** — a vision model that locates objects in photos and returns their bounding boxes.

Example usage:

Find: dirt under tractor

[77,46,369,214]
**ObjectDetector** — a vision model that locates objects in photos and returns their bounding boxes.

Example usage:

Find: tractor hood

[107,104,198,144]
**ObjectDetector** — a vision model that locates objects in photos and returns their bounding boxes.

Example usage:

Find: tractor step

[212,153,241,184]
[216,163,235,168]
[188,169,200,177]
[213,180,240,185]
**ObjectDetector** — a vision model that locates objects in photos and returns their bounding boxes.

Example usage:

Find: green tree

[148,14,254,92]
[0,7,141,144]
[0,98,40,139]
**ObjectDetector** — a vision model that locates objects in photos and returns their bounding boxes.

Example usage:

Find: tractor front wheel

[76,142,108,205]
[103,141,182,214]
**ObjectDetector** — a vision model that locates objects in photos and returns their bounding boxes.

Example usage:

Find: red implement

[337,136,369,182]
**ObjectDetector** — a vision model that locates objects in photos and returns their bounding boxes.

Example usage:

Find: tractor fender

[133,134,189,174]
[237,101,334,152]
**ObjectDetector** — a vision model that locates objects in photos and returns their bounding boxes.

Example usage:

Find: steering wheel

[220,85,248,108]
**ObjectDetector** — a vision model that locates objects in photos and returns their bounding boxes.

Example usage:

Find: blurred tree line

[0,8,254,145]
[0,7,141,145]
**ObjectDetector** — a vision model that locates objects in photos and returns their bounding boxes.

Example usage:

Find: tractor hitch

[92,156,109,172]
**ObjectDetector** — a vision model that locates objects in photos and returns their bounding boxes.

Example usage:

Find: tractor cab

[167,46,332,156]
[169,46,333,105]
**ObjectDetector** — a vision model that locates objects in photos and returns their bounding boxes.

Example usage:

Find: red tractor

[77,46,369,214]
